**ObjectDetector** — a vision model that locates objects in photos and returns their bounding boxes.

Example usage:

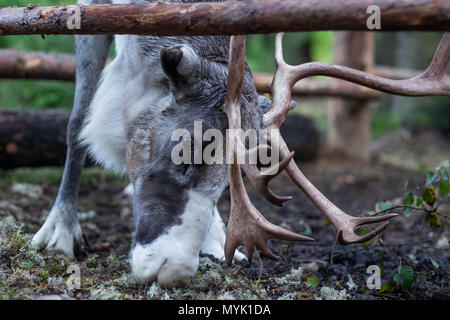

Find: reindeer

[32,0,450,288]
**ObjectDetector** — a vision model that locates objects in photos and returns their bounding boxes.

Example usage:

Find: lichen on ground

[0,216,44,271]
[317,287,349,300]
[0,155,448,300]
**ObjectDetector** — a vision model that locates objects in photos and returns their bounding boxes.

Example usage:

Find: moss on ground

[0,217,327,300]
[0,167,127,188]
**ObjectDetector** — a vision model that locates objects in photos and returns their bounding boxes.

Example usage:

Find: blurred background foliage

[0,0,448,135]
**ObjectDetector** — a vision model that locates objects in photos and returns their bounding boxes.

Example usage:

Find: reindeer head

[124,36,265,287]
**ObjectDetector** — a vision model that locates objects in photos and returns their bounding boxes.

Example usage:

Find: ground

[0,128,448,300]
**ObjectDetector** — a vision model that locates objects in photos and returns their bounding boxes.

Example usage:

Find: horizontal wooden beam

[0,49,385,99]
[0,0,449,36]
[0,49,76,81]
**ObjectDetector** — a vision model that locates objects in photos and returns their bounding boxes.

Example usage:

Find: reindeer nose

[130,244,198,288]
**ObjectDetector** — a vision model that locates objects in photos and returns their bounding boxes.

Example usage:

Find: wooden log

[0,109,69,169]
[0,50,76,81]
[0,50,427,99]
[0,0,449,36]
[0,50,381,99]
[0,109,320,168]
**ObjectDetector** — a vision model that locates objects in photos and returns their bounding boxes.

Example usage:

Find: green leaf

[304,274,320,288]
[403,193,414,206]
[422,186,436,206]
[378,281,396,293]
[377,201,391,212]
[416,198,423,207]
[439,181,450,196]
[402,193,414,217]
[430,259,440,269]
[425,211,442,228]
[393,265,416,291]
[426,171,438,186]
[403,181,409,192]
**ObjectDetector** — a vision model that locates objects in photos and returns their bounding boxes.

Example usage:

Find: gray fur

[127,35,263,246]
[32,0,113,257]
[35,0,269,267]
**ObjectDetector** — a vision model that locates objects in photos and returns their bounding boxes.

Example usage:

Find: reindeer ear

[161,46,199,86]
[257,95,272,114]
[258,95,296,114]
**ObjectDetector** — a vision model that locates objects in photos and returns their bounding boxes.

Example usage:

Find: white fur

[124,185,245,263]
[79,58,128,174]
[131,190,213,287]
[31,204,82,258]
[200,207,246,262]
[79,43,174,173]
[76,31,244,287]
[122,183,134,197]
[114,35,128,57]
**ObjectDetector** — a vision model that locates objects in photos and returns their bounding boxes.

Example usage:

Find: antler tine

[242,150,295,206]
[283,148,399,245]
[269,129,399,245]
[262,32,429,246]
[420,33,450,85]
[225,156,314,265]
[223,35,314,266]
[274,33,286,67]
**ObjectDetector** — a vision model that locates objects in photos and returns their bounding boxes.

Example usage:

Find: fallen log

[0,109,68,169]
[0,0,449,36]
[0,109,320,169]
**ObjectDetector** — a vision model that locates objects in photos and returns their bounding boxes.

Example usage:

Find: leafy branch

[370,160,449,228]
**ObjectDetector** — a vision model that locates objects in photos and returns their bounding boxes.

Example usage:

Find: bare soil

[0,128,448,300]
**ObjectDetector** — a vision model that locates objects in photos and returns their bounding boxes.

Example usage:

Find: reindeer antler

[223,36,314,265]
[261,32,449,246]
[224,33,449,265]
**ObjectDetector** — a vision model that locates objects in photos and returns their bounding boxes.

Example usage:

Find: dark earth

[0,128,448,300]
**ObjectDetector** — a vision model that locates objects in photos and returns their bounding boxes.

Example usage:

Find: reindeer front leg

[200,207,246,262]
[32,34,112,258]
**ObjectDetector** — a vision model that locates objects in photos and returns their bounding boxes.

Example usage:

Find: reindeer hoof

[32,206,82,258]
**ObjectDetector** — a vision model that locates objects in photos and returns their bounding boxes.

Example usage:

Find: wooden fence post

[327,32,375,161]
